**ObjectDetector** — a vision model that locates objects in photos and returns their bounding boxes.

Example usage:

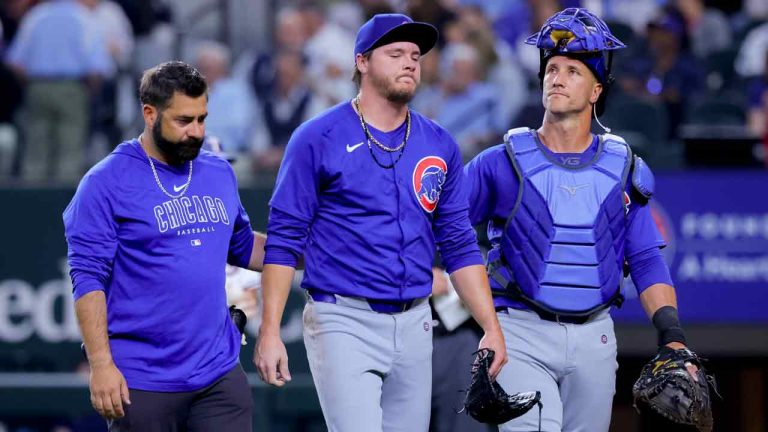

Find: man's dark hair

[139,61,207,110]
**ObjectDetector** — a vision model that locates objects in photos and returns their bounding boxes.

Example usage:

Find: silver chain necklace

[139,134,193,199]
[353,96,411,153]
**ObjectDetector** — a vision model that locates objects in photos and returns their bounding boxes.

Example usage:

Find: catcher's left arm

[633,283,719,431]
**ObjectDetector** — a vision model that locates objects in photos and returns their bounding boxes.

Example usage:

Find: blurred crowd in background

[1,0,767,185]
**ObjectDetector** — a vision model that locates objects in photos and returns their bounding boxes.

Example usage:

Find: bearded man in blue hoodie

[63,61,265,432]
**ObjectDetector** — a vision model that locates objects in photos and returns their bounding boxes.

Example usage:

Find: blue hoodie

[63,139,254,392]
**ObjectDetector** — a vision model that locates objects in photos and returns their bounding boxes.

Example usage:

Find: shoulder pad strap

[503,127,532,147]
[632,155,655,199]
[601,133,627,144]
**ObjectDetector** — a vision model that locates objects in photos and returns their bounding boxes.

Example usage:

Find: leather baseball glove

[632,346,716,432]
[462,348,541,426]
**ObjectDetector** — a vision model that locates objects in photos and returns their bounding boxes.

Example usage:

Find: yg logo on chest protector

[560,156,581,166]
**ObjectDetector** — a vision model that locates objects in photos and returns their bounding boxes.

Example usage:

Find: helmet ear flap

[596,51,615,117]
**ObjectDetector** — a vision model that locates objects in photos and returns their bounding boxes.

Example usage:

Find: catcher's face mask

[525,7,626,116]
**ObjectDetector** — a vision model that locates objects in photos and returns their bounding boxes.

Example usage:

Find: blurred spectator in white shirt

[195,40,259,156]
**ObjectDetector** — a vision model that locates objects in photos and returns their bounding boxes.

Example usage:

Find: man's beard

[152,117,203,165]
[372,72,417,104]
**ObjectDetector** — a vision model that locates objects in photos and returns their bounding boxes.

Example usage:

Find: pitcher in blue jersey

[255,13,506,432]
[63,61,265,431]
[464,9,697,431]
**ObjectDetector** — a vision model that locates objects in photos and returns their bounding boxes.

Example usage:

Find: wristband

[652,305,687,346]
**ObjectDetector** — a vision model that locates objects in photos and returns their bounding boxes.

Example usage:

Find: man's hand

[478,328,507,380]
[89,361,130,420]
[75,291,129,420]
[257,264,295,386]
[254,331,292,387]
[449,265,507,378]
[666,342,700,382]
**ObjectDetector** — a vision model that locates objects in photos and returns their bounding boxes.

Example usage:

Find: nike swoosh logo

[346,142,364,153]
[173,184,187,193]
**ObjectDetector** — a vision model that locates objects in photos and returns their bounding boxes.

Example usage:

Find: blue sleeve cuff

[443,252,485,274]
[264,245,299,268]
[264,206,311,265]
[71,270,106,301]
[628,247,673,294]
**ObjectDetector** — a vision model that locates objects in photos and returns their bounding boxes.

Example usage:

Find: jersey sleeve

[263,207,308,267]
[463,144,505,226]
[627,246,673,294]
[264,123,321,267]
[226,166,255,268]
[624,187,671,293]
[63,172,119,300]
[624,188,666,258]
[432,130,483,273]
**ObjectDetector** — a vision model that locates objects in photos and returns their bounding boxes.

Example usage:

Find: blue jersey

[63,139,254,392]
[264,101,483,301]
[464,134,669,306]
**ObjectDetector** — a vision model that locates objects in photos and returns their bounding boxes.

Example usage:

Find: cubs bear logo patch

[412,156,447,213]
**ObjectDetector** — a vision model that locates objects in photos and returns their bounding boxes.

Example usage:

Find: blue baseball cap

[354,13,438,61]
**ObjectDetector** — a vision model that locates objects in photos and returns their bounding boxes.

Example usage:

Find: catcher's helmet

[525,8,626,116]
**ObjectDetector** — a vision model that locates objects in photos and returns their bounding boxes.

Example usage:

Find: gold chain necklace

[139,134,193,199]
[353,96,411,153]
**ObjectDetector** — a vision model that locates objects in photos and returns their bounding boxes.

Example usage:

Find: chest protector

[489,128,633,315]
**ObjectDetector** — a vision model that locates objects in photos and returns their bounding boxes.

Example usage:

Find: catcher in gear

[463,7,708,431]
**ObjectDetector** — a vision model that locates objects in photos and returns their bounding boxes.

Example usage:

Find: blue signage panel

[614,171,768,323]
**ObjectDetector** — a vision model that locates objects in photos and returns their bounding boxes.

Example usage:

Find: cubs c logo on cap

[413,156,447,213]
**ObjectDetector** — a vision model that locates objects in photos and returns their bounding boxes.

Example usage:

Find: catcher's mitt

[462,348,542,426]
[633,346,716,432]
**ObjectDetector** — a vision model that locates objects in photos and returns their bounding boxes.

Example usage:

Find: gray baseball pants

[303,294,433,432]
